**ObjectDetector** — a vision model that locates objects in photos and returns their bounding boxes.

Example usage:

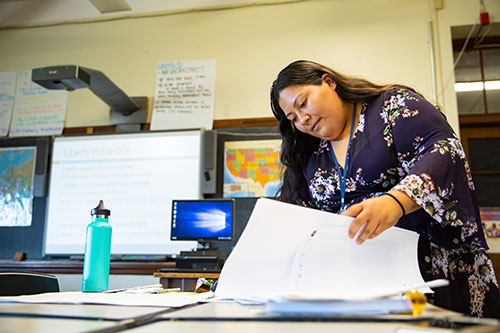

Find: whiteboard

[44,130,202,255]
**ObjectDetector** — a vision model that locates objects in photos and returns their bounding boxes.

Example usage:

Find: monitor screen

[171,199,234,241]
[44,130,202,256]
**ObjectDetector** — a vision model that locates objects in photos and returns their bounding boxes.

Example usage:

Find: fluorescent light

[454,80,500,92]
[454,82,484,92]
[485,80,500,90]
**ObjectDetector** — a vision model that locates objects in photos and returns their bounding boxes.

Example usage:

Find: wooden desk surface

[0,260,175,275]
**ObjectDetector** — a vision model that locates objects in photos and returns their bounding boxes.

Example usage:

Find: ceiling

[452,23,500,39]
[0,0,279,27]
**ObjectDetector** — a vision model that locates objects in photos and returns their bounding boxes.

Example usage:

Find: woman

[270,60,500,318]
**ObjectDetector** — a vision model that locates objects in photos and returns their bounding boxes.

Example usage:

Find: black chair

[0,271,60,296]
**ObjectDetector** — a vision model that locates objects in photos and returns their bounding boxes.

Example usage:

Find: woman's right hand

[343,191,416,245]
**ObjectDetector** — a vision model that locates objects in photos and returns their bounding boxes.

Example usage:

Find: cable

[438,21,478,102]
[453,22,478,68]
[473,23,492,48]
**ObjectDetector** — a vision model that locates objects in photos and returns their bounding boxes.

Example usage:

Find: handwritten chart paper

[9,70,68,137]
[150,59,215,130]
[0,72,16,136]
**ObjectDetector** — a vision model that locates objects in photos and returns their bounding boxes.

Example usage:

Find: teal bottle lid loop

[91,200,111,218]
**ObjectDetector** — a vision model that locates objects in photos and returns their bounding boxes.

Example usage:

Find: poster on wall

[223,139,282,198]
[480,208,500,253]
[0,146,36,227]
[9,70,68,137]
[0,72,16,137]
[150,59,216,131]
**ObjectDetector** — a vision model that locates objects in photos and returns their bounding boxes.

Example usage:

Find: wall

[0,0,499,134]
[0,0,431,127]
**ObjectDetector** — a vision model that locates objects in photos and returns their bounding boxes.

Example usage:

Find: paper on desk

[0,291,212,307]
[215,198,431,301]
[265,297,414,315]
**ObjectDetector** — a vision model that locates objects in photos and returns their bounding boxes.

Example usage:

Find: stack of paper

[215,198,439,314]
[266,296,413,315]
[0,291,212,307]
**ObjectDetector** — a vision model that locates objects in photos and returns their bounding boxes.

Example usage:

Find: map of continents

[0,147,36,226]
[224,139,282,198]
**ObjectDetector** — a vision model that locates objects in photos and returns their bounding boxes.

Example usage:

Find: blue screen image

[171,200,233,241]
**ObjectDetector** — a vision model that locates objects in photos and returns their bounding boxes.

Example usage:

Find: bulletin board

[0,136,51,259]
[481,208,500,253]
[212,125,281,199]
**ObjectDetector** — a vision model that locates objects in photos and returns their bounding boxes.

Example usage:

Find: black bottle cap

[91,200,111,217]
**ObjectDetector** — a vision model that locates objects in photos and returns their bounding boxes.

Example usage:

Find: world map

[224,139,282,198]
[0,147,36,227]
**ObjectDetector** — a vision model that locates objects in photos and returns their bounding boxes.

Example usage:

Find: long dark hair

[270,60,414,204]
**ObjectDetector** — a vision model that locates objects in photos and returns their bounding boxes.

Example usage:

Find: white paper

[265,297,413,315]
[0,291,212,308]
[0,72,16,136]
[150,59,215,131]
[215,198,431,301]
[9,70,68,137]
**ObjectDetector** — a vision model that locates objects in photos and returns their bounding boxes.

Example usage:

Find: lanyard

[327,103,357,211]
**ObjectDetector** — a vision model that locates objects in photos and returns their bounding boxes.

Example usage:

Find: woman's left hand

[343,194,404,245]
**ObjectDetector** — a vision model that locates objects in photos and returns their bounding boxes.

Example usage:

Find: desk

[128,320,423,333]
[0,300,499,332]
[0,260,176,291]
[0,317,120,333]
[155,302,500,332]
[159,301,460,321]
[0,260,175,275]
[154,271,220,291]
[0,302,173,333]
[0,302,170,321]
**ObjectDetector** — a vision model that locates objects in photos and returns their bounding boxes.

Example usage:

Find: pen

[156,288,181,294]
[103,284,165,294]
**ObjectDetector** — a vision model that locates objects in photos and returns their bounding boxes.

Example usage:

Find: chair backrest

[0,271,60,296]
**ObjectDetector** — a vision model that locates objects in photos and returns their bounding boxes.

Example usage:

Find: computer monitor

[171,199,234,244]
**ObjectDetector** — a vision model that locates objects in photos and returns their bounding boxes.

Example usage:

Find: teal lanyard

[327,103,357,211]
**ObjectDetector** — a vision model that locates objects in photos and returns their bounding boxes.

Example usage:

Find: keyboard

[157,267,221,273]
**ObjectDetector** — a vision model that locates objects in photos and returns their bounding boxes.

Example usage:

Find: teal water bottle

[82,200,112,292]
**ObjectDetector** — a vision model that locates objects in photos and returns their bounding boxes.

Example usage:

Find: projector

[31,65,90,91]
[31,64,148,131]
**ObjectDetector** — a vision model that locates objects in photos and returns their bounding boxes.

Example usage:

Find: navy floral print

[298,88,500,318]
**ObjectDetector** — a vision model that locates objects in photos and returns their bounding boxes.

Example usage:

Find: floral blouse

[297,88,500,318]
